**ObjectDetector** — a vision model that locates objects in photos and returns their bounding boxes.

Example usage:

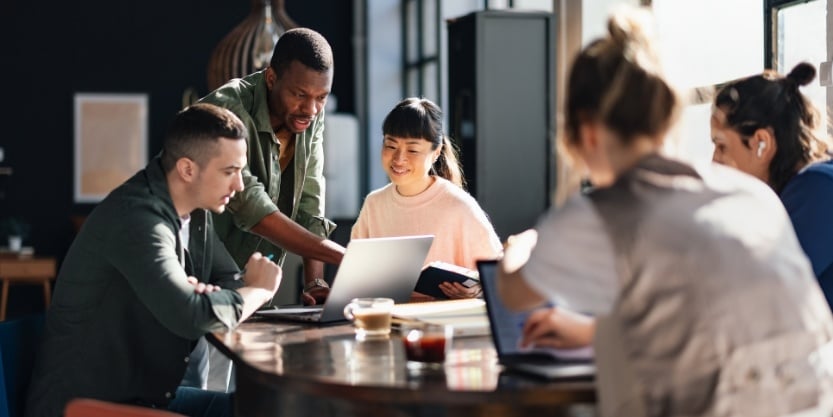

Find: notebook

[413,261,480,299]
[257,235,434,323]
[391,298,490,337]
[477,259,595,380]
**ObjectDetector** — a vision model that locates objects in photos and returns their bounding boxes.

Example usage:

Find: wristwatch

[303,278,330,292]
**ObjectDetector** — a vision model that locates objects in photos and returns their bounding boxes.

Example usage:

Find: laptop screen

[477,259,593,361]
[477,259,538,356]
[257,235,434,323]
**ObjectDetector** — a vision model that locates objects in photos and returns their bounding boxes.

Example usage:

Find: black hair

[382,97,464,188]
[713,62,827,192]
[270,27,333,76]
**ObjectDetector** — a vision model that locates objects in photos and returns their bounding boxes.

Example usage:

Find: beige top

[351,177,502,270]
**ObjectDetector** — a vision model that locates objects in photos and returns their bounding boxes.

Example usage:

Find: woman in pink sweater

[351,97,503,299]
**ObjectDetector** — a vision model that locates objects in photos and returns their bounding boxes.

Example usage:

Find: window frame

[764,0,818,70]
[401,0,442,103]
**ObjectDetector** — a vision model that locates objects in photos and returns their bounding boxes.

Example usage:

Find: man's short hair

[270,27,333,76]
[160,103,247,172]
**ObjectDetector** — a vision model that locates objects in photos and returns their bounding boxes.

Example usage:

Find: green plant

[0,216,31,240]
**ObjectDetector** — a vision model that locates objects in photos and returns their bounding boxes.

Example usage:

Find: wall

[0,0,354,318]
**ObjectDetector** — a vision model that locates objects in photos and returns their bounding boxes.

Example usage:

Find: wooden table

[0,256,56,321]
[208,320,596,417]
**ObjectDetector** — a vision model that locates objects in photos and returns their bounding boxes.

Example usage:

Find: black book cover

[414,262,480,299]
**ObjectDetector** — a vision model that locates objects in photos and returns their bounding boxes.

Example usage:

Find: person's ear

[578,122,599,153]
[175,158,197,183]
[751,128,776,161]
[265,66,276,90]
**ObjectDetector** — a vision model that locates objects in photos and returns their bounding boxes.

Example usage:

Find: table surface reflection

[208,318,595,416]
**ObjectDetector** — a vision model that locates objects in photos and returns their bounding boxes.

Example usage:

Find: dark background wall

[0,0,354,317]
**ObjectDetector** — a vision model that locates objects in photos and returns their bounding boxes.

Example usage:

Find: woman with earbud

[711,62,833,308]
[351,97,502,299]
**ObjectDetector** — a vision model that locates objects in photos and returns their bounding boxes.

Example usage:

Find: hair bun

[607,6,655,52]
[604,6,663,74]
[787,62,816,87]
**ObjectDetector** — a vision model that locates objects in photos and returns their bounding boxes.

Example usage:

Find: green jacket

[26,157,244,417]
[199,71,335,267]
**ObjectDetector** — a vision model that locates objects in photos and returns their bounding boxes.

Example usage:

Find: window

[768,0,828,143]
[652,0,763,165]
[651,0,829,164]
[403,0,441,101]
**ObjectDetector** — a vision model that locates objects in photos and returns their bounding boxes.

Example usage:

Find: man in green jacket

[200,28,344,305]
[26,104,281,417]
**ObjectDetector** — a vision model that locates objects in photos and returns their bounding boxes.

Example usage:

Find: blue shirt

[780,159,833,308]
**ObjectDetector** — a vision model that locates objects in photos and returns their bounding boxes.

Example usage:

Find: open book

[414,261,480,299]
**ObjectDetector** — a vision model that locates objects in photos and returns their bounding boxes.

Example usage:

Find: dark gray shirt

[26,157,244,417]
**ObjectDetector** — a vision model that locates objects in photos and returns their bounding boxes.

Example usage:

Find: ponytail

[432,136,465,188]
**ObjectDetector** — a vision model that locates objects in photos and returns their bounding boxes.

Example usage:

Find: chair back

[0,313,45,417]
[65,398,186,417]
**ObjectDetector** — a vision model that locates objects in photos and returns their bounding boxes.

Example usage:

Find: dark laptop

[477,259,595,379]
[257,235,434,324]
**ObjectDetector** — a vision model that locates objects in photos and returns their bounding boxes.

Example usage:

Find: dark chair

[0,313,45,417]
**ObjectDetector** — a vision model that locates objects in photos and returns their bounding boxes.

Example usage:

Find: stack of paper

[392,299,490,337]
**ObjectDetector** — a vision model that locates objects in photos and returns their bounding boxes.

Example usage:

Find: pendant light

[207,0,297,90]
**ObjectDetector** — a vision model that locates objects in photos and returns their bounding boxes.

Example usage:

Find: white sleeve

[521,194,618,316]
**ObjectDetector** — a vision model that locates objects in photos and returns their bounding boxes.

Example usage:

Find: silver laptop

[258,235,434,324]
[477,259,595,380]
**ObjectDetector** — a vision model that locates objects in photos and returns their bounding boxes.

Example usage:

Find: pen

[234,254,274,280]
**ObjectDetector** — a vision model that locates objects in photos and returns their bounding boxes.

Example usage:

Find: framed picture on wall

[74,93,148,203]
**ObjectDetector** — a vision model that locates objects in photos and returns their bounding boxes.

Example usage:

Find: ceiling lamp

[207,0,297,91]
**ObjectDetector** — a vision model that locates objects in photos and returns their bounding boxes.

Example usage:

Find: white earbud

[757,142,766,157]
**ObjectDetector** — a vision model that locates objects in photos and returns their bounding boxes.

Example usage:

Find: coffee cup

[400,322,453,369]
[343,297,394,339]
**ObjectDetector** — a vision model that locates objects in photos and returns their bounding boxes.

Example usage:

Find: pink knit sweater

[351,177,503,269]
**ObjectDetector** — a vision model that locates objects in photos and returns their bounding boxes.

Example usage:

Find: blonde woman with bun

[497,6,833,417]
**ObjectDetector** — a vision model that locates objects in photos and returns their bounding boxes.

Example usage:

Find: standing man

[200,27,344,305]
[26,104,281,417]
